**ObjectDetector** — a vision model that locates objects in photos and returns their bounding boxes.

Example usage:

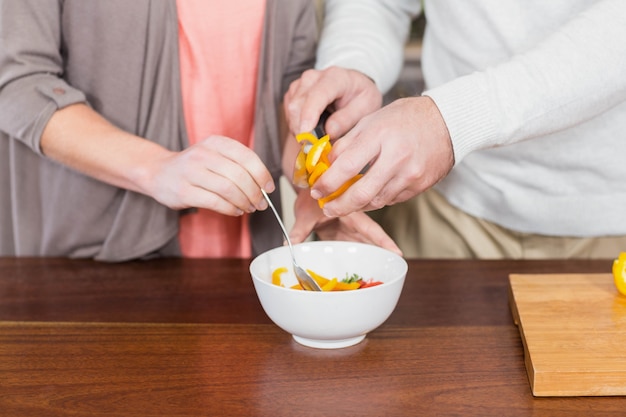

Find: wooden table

[0,257,624,416]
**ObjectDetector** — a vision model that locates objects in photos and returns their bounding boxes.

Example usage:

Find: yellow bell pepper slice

[612,252,626,296]
[306,269,330,287]
[293,128,363,207]
[321,277,338,291]
[292,150,309,188]
[308,161,328,187]
[305,135,330,174]
[295,131,320,146]
[270,267,379,292]
[272,266,288,287]
[320,150,331,167]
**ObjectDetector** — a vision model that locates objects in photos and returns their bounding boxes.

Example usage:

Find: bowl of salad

[249,241,407,349]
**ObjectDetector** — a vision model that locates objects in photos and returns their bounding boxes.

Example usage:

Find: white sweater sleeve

[316,0,421,94]
[424,0,626,164]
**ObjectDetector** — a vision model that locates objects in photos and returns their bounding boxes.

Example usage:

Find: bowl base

[292,334,366,349]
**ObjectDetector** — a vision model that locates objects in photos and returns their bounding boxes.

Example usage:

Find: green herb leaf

[341,273,362,283]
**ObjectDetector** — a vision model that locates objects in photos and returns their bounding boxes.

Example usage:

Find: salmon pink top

[176,0,265,258]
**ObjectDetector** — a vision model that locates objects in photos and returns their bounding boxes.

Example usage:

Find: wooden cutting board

[509,273,626,397]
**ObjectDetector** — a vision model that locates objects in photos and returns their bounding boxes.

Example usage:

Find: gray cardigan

[0,0,317,261]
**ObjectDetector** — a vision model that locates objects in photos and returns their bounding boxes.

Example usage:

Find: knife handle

[312,109,332,139]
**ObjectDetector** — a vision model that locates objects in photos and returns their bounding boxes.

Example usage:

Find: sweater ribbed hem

[423,73,498,165]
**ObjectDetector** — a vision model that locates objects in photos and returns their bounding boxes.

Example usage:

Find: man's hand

[311,96,454,217]
[284,66,382,138]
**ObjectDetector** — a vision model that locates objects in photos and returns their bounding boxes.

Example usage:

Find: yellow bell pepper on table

[612,252,626,296]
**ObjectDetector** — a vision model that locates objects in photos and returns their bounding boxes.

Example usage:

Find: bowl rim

[250,241,408,295]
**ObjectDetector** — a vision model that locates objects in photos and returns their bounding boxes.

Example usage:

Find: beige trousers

[371,189,626,259]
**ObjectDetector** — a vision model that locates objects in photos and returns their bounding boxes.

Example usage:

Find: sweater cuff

[423,73,498,164]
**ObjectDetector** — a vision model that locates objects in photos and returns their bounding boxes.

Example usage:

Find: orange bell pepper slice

[317,174,364,208]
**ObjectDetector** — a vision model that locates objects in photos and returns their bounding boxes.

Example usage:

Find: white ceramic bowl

[249,241,407,349]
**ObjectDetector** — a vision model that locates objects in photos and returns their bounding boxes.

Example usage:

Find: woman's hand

[146,135,274,216]
[41,103,274,217]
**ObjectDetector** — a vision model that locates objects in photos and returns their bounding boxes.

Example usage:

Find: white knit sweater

[317,0,626,236]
